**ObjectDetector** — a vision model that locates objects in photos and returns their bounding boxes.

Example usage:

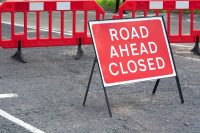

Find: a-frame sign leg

[151,77,184,103]
[152,79,160,95]
[103,86,112,117]
[83,57,112,117]
[83,57,97,106]
[175,76,184,103]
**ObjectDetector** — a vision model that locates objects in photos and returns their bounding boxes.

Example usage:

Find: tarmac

[0,11,200,133]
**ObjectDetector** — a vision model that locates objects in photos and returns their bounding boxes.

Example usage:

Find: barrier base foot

[191,36,200,55]
[11,52,27,63]
[75,46,84,60]
[75,38,84,60]
[11,41,27,63]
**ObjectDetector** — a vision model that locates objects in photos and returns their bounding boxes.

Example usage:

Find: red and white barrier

[114,0,200,43]
[0,0,105,48]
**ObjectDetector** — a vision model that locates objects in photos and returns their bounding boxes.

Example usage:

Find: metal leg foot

[103,86,112,117]
[175,76,184,104]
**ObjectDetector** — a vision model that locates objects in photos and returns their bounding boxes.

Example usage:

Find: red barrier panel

[0,0,105,48]
[113,0,200,43]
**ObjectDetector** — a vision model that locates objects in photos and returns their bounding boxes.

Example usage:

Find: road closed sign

[89,17,176,87]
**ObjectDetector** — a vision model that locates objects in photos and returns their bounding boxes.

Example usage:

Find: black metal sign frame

[83,16,184,117]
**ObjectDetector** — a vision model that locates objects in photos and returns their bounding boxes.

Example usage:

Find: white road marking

[2,21,69,34]
[171,43,194,48]
[2,21,90,35]
[0,93,18,99]
[176,51,191,54]
[0,109,45,133]
[186,57,200,62]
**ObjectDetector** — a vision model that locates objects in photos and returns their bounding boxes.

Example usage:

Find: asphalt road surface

[0,11,200,133]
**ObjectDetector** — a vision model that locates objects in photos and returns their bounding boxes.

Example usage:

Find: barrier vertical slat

[0,13,1,41]
[167,10,171,37]
[156,10,159,16]
[144,10,147,17]
[179,10,182,36]
[24,12,27,38]
[102,13,105,20]
[36,11,40,39]
[190,10,194,34]
[72,10,76,36]
[11,12,14,39]
[132,10,135,18]
[61,10,64,38]
[49,11,52,39]
[96,11,100,20]
[84,11,88,35]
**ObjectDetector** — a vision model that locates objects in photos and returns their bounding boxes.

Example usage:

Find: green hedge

[97,0,123,10]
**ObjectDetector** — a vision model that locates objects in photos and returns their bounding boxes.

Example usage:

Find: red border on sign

[89,17,176,87]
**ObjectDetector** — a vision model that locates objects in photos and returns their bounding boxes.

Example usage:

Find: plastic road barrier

[113,0,200,43]
[0,0,104,62]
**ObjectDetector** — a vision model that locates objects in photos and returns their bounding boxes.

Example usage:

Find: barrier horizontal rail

[113,0,200,43]
[0,0,105,48]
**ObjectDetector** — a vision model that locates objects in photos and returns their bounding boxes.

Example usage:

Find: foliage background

[97,0,123,10]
